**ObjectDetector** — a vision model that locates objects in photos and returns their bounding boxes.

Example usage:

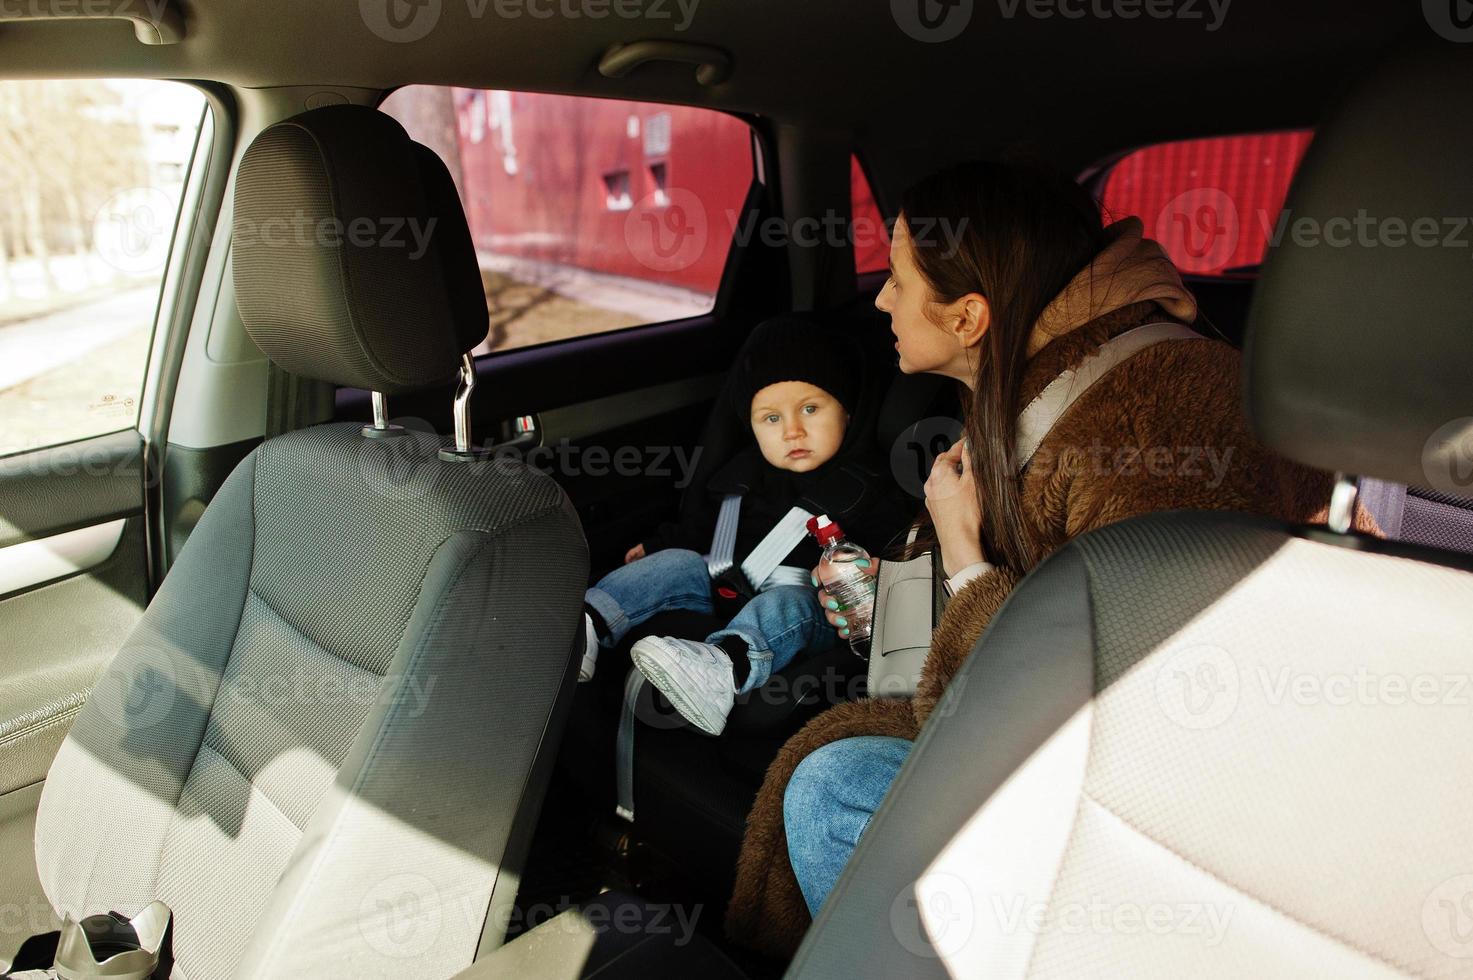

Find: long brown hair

[898,161,1107,572]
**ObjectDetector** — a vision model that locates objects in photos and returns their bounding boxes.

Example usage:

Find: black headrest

[232,105,488,394]
[1245,44,1473,492]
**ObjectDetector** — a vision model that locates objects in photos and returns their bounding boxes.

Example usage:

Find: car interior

[1,1,1471,977]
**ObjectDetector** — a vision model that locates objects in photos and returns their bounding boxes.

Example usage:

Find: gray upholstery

[1244,43,1473,491]
[792,512,1473,979]
[232,106,488,393]
[35,424,587,978]
[1360,478,1473,556]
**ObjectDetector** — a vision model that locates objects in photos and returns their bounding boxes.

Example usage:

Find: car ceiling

[0,0,1425,195]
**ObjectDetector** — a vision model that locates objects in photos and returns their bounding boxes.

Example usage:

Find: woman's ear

[949,292,990,349]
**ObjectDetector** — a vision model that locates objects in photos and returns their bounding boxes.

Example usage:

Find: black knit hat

[730,316,859,423]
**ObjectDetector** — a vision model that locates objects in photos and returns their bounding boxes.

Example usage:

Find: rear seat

[1359,478,1473,554]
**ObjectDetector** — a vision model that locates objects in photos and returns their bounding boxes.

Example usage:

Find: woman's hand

[925,440,987,577]
[811,559,880,638]
[624,543,646,564]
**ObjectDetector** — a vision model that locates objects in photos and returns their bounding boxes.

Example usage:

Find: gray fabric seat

[787,42,1473,979]
[29,106,588,979]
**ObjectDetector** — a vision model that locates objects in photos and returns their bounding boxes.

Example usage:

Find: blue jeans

[784,735,913,915]
[584,548,837,694]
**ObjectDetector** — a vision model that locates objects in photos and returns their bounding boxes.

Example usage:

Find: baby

[579,317,911,735]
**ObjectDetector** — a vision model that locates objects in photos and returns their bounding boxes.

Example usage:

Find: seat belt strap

[740,506,815,592]
[615,666,645,822]
[1015,322,1202,471]
[705,494,743,578]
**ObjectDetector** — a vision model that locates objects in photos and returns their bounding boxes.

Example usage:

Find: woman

[724,160,1377,958]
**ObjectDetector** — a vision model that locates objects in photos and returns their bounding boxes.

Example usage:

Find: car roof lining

[0,2,1422,188]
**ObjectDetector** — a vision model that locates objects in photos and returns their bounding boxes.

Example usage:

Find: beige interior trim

[0,519,127,598]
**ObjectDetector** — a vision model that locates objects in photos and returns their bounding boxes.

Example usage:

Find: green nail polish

[826,599,839,610]
[836,616,848,627]
[840,628,850,637]
[810,573,819,587]
[855,558,871,568]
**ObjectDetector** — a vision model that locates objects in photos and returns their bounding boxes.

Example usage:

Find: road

[0,286,159,392]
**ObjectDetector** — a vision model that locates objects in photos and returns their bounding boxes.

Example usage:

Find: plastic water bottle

[808,514,877,655]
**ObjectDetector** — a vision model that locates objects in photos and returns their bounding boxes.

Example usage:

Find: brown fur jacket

[723,291,1380,959]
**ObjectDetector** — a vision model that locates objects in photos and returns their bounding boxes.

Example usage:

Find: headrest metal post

[360,390,405,439]
[1327,472,1359,535]
[453,354,475,453]
[438,354,490,462]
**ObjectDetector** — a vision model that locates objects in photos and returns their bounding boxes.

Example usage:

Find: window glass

[851,155,890,275]
[1098,130,1314,276]
[0,79,207,459]
[381,86,755,355]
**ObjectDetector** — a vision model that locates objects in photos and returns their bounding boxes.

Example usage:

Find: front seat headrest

[1245,43,1473,493]
[232,105,488,395]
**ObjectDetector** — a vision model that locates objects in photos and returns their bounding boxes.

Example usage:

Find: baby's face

[749,381,849,473]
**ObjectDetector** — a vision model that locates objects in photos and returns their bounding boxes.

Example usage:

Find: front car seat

[28,106,588,978]
[787,42,1473,978]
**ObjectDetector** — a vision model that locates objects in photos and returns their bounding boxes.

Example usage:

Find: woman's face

[875,216,985,387]
[748,381,849,473]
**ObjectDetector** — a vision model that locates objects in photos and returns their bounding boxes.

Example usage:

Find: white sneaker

[630,636,737,736]
[579,613,600,683]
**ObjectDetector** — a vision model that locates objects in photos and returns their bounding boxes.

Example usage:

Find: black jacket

[641,443,914,581]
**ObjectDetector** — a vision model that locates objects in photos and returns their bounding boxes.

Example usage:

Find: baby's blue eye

[764,414,779,424]
[802,404,818,415]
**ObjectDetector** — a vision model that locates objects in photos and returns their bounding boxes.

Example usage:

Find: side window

[381,86,755,356]
[0,80,207,459]
[851,155,890,276]
[1098,130,1314,276]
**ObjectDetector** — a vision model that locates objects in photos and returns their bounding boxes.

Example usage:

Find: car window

[0,79,208,459]
[381,86,756,356]
[852,154,890,276]
[1098,130,1314,277]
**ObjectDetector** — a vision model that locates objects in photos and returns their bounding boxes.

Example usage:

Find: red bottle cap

[806,514,844,546]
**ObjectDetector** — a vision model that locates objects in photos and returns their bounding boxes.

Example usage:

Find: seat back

[33,106,589,979]
[791,40,1473,978]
